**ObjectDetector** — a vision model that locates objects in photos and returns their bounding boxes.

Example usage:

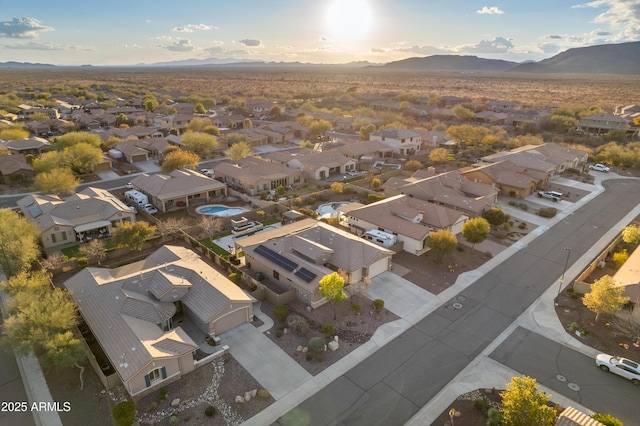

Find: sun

[326,0,372,41]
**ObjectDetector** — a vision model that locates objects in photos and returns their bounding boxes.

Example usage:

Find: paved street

[275,178,640,425]
[491,327,638,425]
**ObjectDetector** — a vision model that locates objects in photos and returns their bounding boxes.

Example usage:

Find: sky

[0,0,639,66]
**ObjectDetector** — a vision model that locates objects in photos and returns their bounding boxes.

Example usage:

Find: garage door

[367,257,390,279]
[213,307,249,335]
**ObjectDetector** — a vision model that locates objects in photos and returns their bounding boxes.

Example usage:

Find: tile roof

[131,169,226,200]
[0,153,32,175]
[64,245,253,382]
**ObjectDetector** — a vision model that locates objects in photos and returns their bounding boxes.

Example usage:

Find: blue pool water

[196,205,247,217]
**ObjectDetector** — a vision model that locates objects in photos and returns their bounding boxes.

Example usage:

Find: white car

[142,203,158,214]
[125,182,133,189]
[589,163,610,172]
[198,169,213,177]
[596,353,640,386]
[537,191,563,202]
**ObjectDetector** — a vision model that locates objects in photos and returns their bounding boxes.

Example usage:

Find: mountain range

[1,41,639,74]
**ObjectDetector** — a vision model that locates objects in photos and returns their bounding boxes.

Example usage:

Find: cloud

[4,41,62,50]
[122,44,142,49]
[545,34,563,39]
[458,37,514,53]
[274,44,293,49]
[370,47,386,53]
[171,24,216,33]
[161,39,194,52]
[537,43,562,54]
[393,44,452,55]
[476,6,505,14]
[0,17,53,39]
[239,38,262,47]
[592,30,612,35]
[573,0,640,41]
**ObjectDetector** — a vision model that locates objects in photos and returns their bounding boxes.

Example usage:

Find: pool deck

[212,223,282,254]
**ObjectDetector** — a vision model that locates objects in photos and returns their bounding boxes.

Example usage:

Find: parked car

[198,169,213,177]
[142,203,158,214]
[537,190,563,202]
[589,163,610,172]
[596,353,640,386]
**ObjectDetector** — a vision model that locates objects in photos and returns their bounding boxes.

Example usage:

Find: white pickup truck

[588,163,610,172]
[537,191,563,202]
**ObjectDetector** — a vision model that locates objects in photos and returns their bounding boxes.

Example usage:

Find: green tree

[583,275,629,322]
[194,103,206,114]
[112,401,136,426]
[622,224,640,244]
[63,142,104,174]
[604,129,628,144]
[483,207,507,226]
[591,413,623,426]
[331,182,344,193]
[243,118,253,129]
[429,147,448,169]
[453,105,475,121]
[268,105,282,119]
[299,140,313,149]
[359,124,376,141]
[446,124,490,149]
[0,210,40,278]
[224,133,253,146]
[309,119,332,138]
[31,151,64,173]
[32,167,79,196]
[426,230,457,263]
[161,149,200,172]
[112,221,156,251]
[404,159,422,172]
[144,97,158,112]
[166,106,178,116]
[186,117,214,133]
[0,124,29,140]
[54,131,102,150]
[500,376,556,426]
[1,272,85,389]
[462,217,491,251]
[318,272,347,320]
[181,132,218,153]
[225,140,253,161]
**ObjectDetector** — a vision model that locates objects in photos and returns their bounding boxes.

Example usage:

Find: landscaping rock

[328,340,339,351]
[244,391,252,402]
[235,395,245,403]
[170,398,180,407]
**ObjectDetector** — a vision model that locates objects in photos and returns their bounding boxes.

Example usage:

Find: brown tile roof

[0,154,32,175]
[132,169,226,199]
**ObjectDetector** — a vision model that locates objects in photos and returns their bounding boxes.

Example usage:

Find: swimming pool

[316,202,350,219]
[196,205,248,217]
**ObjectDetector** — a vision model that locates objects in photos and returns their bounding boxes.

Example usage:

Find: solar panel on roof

[28,204,42,218]
[254,244,298,271]
[295,267,317,283]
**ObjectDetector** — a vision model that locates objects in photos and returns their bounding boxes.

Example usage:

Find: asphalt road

[276,178,640,426]
[491,327,638,425]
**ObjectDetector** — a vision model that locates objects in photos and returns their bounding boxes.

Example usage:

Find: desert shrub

[567,167,581,175]
[273,304,289,321]
[257,388,270,399]
[566,287,574,293]
[275,329,283,338]
[305,354,313,361]
[372,299,384,311]
[287,314,310,335]
[294,197,304,206]
[169,414,178,425]
[474,396,489,413]
[343,185,352,194]
[538,207,557,218]
[322,323,334,335]
[204,405,216,417]
[351,302,361,313]
[159,388,169,402]
[305,196,317,205]
[228,272,240,284]
[112,401,136,426]
[518,223,527,229]
[77,257,88,267]
[612,249,628,268]
[591,413,623,426]
[308,336,325,353]
[298,208,318,219]
[486,407,503,426]
[519,203,528,211]
[483,207,507,226]
[570,293,579,299]
[316,354,325,362]
[508,201,518,206]
[367,193,385,204]
[503,222,511,231]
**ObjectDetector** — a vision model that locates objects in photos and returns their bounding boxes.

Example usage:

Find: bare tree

[199,215,224,240]
[156,217,190,236]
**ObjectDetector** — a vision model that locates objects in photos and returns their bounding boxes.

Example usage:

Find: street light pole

[557,247,572,297]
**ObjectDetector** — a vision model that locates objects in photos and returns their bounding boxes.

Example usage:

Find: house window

[51,232,67,243]
[273,270,279,280]
[145,367,167,387]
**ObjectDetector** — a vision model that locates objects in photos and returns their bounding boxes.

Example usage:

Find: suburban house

[611,244,640,323]
[16,187,136,249]
[263,149,357,181]
[486,100,520,113]
[26,118,74,137]
[384,169,498,217]
[236,219,393,308]
[17,104,60,120]
[578,113,630,134]
[0,136,52,155]
[337,140,393,162]
[480,143,587,175]
[130,169,227,212]
[347,194,469,256]
[370,128,422,156]
[111,141,150,163]
[460,160,547,198]
[505,109,552,127]
[158,113,195,134]
[64,245,255,399]
[212,157,304,195]
[0,153,34,185]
